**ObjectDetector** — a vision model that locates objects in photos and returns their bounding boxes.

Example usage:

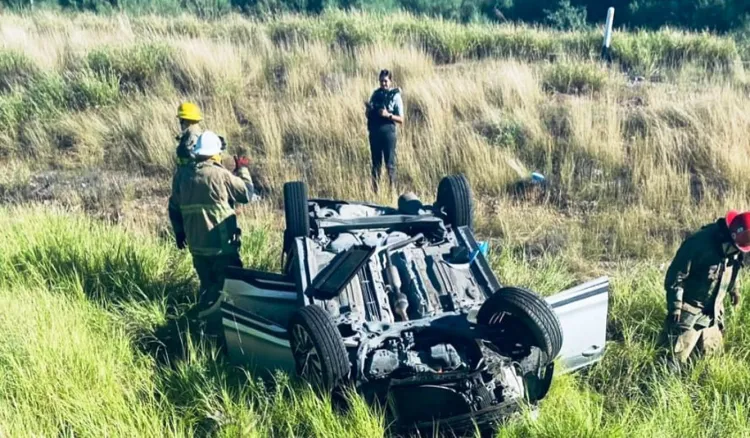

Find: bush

[0,93,23,131]
[613,29,740,75]
[542,61,607,94]
[22,74,68,119]
[0,50,40,93]
[544,0,588,32]
[87,43,175,93]
[66,70,121,110]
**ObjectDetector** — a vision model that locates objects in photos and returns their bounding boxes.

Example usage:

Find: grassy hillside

[2,10,750,437]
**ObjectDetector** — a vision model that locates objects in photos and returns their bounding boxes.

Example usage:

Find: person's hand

[670,310,681,324]
[175,231,187,250]
[234,155,250,170]
[380,108,391,118]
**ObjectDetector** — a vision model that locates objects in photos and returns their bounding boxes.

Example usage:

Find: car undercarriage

[217,175,609,435]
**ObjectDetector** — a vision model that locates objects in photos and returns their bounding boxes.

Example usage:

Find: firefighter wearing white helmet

[167,130,255,339]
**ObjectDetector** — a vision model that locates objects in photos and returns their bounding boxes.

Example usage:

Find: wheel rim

[291,324,324,387]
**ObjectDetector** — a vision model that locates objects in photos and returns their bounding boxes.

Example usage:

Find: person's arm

[225,157,254,205]
[383,92,404,124]
[167,172,186,249]
[664,244,693,319]
[365,90,376,117]
[729,254,743,306]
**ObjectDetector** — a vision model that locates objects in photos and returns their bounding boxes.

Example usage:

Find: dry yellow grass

[0,11,748,266]
[4,11,750,438]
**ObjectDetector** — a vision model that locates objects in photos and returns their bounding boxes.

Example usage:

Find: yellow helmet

[177,102,202,122]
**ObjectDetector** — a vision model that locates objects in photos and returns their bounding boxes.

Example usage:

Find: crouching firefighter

[660,210,750,365]
[167,130,255,337]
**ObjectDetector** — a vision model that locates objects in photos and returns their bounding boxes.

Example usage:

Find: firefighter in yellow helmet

[175,102,204,166]
[167,130,255,336]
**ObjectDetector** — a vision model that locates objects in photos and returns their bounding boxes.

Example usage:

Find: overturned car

[217,175,609,435]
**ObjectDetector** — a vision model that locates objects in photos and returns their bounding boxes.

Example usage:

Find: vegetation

[1,9,750,437]
[4,0,750,34]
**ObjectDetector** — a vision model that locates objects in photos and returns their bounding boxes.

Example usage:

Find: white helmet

[193,130,223,157]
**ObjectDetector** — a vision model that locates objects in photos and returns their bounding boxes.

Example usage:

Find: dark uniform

[366,87,403,193]
[175,123,203,166]
[661,218,744,363]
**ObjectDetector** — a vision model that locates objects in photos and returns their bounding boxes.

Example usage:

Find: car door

[545,276,610,373]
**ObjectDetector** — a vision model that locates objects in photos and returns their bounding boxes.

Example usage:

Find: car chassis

[215,175,609,435]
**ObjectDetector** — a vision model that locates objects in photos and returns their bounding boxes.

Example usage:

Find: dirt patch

[0,169,170,224]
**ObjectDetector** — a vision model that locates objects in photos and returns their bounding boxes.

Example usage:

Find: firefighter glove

[234,155,250,169]
[175,231,187,250]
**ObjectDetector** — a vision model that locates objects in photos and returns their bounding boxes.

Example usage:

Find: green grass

[0,206,749,437]
[0,50,39,92]
[0,206,386,437]
[541,61,608,94]
[3,9,750,438]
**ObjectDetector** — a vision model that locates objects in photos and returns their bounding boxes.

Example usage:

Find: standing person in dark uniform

[365,69,404,193]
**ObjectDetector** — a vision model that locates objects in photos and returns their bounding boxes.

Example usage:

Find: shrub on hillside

[0,94,23,131]
[613,29,740,75]
[544,0,588,32]
[66,71,120,110]
[22,74,68,119]
[87,43,175,93]
[542,61,607,94]
[0,50,40,93]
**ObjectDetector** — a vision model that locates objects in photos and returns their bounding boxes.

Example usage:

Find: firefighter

[167,130,255,330]
[660,210,750,365]
[175,102,204,166]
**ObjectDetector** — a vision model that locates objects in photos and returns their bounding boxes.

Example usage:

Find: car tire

[288,305,350,392]
[436,174,473,229]
[476,286,563,363]
[283,181,310,255]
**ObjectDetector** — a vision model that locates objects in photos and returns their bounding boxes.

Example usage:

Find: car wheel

[288,305,350,392]
[476,286,563,363]
[436,174,473,229]
[283,181,310,254]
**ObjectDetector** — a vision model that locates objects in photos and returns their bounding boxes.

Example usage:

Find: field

[2,9,750,437]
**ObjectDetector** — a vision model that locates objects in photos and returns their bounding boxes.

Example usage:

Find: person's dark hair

[379,69,392,80]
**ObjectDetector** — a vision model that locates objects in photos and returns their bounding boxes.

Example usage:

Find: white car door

[545,276,610,373]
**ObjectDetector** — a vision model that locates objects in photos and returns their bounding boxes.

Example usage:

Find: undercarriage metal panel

[309,246,376,300]
[454,226,501,296]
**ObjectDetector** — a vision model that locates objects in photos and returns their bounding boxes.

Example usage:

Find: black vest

[367,88,400,131]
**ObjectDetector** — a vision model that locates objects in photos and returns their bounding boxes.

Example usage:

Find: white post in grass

[601,7,615,63]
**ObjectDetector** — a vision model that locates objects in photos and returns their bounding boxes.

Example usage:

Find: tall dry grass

[3,11,750,438]
[0,11,748,261]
